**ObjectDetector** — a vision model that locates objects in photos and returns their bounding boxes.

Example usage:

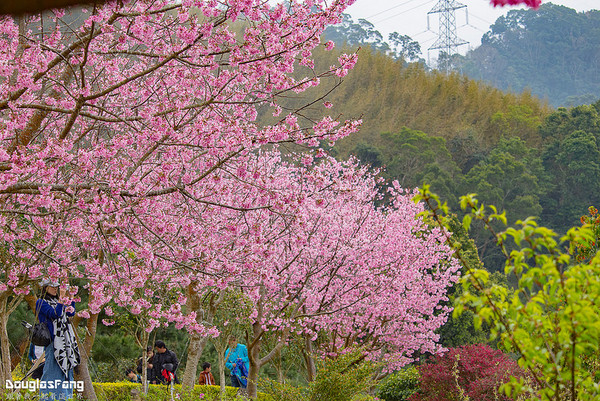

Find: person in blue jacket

[36,279,80,401]
[224,336,249,389]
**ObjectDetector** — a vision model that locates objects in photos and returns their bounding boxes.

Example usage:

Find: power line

[366,0,425,20]
[468,12,494,26]
[411,29,432,37]
[467,23,489,34]
[373,0,437,25]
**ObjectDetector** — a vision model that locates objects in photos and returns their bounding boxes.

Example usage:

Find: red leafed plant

[410,344,526,401]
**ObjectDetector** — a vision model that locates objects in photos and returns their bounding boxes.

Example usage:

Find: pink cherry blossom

[0,0,458,394]
[491,0,541,8]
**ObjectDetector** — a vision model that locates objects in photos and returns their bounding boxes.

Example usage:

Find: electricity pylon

[427,0,468,72]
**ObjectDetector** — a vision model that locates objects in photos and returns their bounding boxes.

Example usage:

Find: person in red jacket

[198,362,215,385]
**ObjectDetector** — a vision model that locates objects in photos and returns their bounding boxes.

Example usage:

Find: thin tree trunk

[73,312,98,401]
[276,349,283,383]
[246,290,292,398]
[11,337,29,372]
[182,282,203,391]
[24,292,36,312]
[218,347,227,400]
[0,295,12,384]
[246,320,262,399]
[182,285,222,391]
[304,334,317,382]
[140,329,150,394]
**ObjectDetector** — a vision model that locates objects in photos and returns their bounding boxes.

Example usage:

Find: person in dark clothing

[150,340,179,384]
[136,345,154,381]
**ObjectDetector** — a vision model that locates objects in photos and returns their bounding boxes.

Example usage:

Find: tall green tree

[352,127,462,205]
[417,187,600,401]
[461,137,546,270]
[323,14,390,53]
[388,32,423,63]
[539,102,600,233]
[540,104,600,142]
[542,130,600,233]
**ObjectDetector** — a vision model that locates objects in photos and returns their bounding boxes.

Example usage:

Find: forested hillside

[266,39,599,272]
[312,47,548,153]
[458,3,600,107]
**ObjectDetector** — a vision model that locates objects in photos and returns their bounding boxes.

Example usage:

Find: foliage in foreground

[259,348,378,401]
[376,366,419,401]
[3,382,271,401]
[93,382,265,400]
[417,186,600,400]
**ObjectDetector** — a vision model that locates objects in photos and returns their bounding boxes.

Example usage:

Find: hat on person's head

[40,278,60,287]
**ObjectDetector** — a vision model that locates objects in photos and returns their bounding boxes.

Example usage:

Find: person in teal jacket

[224,336,249,388]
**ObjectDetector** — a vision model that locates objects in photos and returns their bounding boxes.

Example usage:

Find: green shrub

[92,358,135,383]
[257,377,308,401]
[376,367,419,401]
[260,348,377,401]
[309,351,377,401]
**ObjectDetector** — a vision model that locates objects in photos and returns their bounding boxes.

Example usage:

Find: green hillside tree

[352,127,462,205]
[540,103,600,142]
[323,14,390,53]
[542,130,600,233]
[388,32,423,63]
[461,137,546,270]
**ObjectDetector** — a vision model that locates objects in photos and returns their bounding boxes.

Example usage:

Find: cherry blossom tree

[100,149,460,397]
[190,154,460,398]
[0,0,359,392]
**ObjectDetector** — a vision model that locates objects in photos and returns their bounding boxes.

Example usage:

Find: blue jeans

[40,342,74,401]
[230,374,246,388]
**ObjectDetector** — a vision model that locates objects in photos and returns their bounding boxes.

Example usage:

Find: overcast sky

[346,0,598,60]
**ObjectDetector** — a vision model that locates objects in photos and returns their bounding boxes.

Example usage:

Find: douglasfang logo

[4,379,84,392]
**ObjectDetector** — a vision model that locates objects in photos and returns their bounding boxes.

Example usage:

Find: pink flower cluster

[490,0,542,8]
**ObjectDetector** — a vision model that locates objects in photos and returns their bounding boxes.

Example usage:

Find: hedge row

[4,382,272,400]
